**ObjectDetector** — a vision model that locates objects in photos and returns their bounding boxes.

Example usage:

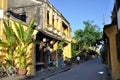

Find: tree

[73,20,103,55]
[71,42,78,58]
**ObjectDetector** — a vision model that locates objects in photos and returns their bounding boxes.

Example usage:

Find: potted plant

[0,18,35,76]
[16,52,32,76]
[13,19,35,75]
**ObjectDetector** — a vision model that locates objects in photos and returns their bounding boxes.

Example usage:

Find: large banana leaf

[14,22,25,43]
[13,19,35,70]
[2,20,19,47]
[14,19,35,45]
[24,18,35,43]
[0,19,35,72]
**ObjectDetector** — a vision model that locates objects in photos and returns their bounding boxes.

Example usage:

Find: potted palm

[13,19,35,75]
[16,52,32,76]
[0,18,35,76]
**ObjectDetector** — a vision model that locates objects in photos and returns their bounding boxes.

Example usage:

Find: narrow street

[1,0,118,80]
[44,58,109,80]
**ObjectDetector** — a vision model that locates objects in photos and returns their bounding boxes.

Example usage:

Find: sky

[48,0,114,36]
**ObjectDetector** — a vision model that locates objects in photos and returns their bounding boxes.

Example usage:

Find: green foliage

[73,20,103,55]
[71,42,77,58]
[15,54,32,70]
[58,39,65,49]
[0,19,35,75]
[14,19,35,46]
[0,20,19,65]
[87,49,98,55]
[14,19,35,70]
[57,49,63,59]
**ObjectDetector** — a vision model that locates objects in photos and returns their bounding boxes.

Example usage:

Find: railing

[46,24,71,42]
[47,24,62,36]
[47,24,53,31]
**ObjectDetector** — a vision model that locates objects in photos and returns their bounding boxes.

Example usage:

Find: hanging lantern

[50,40,54,45]
[43,38,47,42]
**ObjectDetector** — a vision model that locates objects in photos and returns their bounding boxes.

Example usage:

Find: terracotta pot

[17,69,27,76]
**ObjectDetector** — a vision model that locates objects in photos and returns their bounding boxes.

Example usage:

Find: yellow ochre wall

[0,0,8,40]
[0,0,8,60]
[105,25,120,79]
[63,43,71,59]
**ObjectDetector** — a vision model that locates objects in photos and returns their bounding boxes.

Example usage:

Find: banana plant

[0,18,35,75]
[14,19,35,70]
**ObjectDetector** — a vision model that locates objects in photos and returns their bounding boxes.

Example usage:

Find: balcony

[57,30,61,36]
[53,28,58,35]
[62,32,66,38]
[47,24,53,32]
[62,32,71,42]
[65,36,71,42]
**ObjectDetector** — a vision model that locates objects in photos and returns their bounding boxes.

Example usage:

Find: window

[52,15,54,26]
[47,11,49,24]
[19,12,26,22]
[7,10,27,22]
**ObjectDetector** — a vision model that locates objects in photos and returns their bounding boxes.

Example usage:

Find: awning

[37,29,62,41]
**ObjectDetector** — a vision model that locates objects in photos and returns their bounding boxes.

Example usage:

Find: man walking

[76,56,80,64]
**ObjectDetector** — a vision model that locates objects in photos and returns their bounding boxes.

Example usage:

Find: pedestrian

[58,57,65,68]
[76,56,80,64]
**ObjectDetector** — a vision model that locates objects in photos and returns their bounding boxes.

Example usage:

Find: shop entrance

[35,32,57,71]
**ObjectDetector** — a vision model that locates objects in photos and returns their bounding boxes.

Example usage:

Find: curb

[30,66,71,80]
[0,66,71,80]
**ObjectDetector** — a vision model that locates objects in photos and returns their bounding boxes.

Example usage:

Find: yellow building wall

[49,9,52,26]
[0,20,3,42]
[107,46,111,69]
[0,0,8,60]
[54,13,57,28]
[63,43,71,59]
[0,0,8,41]
[58,18,62,31]
[26,43,36,76]
[53,41,58,50]
[0,0,8,11]
[64,29,67,36]
[105,25,120,79]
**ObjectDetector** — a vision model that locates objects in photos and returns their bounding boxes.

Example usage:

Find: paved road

[44,58,108,80]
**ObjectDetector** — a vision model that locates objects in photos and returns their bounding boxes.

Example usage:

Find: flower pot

[17,69,27,76]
